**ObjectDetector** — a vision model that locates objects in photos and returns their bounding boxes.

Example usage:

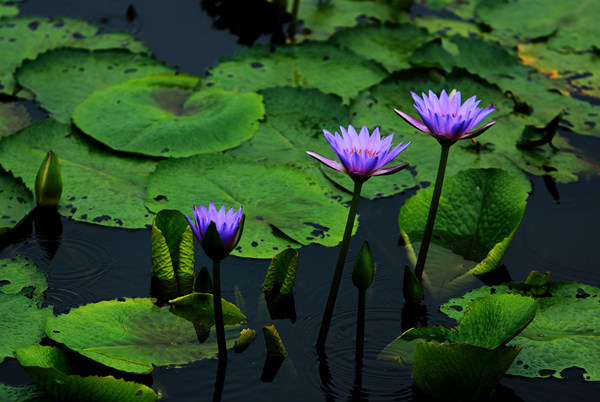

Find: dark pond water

[2,1,600,401]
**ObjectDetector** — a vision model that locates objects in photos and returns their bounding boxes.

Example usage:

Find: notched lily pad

[0,255,48,302]
[72,73,265,157]
[0,170,34,236]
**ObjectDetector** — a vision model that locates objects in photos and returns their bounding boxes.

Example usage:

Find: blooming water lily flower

[186,201,245,261]
[307,125,411,182]
[394,89,496,146]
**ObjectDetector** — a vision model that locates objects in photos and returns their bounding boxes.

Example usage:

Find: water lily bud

[352,241,374,290]
[403,265,424,303]
[35,149,62,207]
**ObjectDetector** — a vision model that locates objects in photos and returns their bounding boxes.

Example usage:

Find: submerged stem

[212,259,227,360]
[414,145,451,280]
[317,179,364,348]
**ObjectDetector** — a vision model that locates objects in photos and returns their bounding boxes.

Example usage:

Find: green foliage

[16,48,174,123]
[0,119,156,228]
[263,325,287,357]
[0,170,34,235]
[15,345,159,401]
[233,328,256,352]
[0,102,31,137]
[0,255,48,303]
[205,41,388,104]
[0,383,51,402]
[145,153,355,259]
[263,248,299,295]
[44,297,245,374]
[151,209,195,300]
[399,168,529,299]
[72,73,264,157]
[441,281,600,381]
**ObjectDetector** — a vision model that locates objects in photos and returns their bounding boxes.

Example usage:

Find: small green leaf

[263,325,287,357]
[233,328,256,353]
[412,342,521,401]
[15,345,159,401]
[263,248,299,295]
[72,73,265,157]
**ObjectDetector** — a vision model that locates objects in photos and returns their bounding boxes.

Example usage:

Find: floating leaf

[0,170,34,236]
[205,41,388,104]
[15,345,159,401]
[441,281,600,381]
[0,119,156,228]
[0,102,31,137]
[0,383,51,402]
[330,23,432,73]
[146,153,354,259]
[44,298,245,374]
[0,293,53,364]
[294,0,409,40]
[72,73,264,157]
[475,0,600,51]
[263,325,286,357]
[0,255,48,303]
[16,48,174,123]
[399,169,529,299]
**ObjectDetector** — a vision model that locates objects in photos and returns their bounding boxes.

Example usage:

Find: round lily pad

[72,73,264,157]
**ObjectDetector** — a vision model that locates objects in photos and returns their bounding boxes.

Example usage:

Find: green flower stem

[414,145,451,280]
[212,258,227,360]
[317,179,364,348]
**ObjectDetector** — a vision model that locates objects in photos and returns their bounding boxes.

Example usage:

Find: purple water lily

[395,89,496,145]
[306,125,410,182]
[186,201,244,260]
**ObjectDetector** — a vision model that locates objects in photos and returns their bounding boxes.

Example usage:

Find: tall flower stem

[414,145,451,280]
[355,288,366,359]
[317,179,364,348]
[212,259,227,360]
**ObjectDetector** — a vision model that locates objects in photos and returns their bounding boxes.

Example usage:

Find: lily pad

[0,383,51,402]
[330,23,432,73]
[15,345,159,401]
[0,255,47,303]
[204,41,388,104]
[399,168,529,299]
[44,298,246,374]
[72,73,264,157]
[294,0,409,40]
[0,293,53,364]
[0,102,31,137]
[441,281,600,381]
[0,170,34,235]
[475,0,600,52]
[16,48,174,123]
[0,119,156,228]
[145,153,355,259]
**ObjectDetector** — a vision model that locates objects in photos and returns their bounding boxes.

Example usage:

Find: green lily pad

[44,298,245,374]
[441,281,600,381]
[0,383,51,402]
[475,0,600,52]
[72,73,264,157]
[0,255,48,303]
[0,293,53,364]
[0,102,31,137]
[399,168,529,299]
[15,345,158,401]
[0,170,34,235]
[294,0,409,40]
[350,68,596,184]
[16,48,174,123]
[412,342,520,401]
[204,41,388,104]
[0,119,156,228]
[145,153,354,259]
[518,43,600,99]
[330,23,432,73]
